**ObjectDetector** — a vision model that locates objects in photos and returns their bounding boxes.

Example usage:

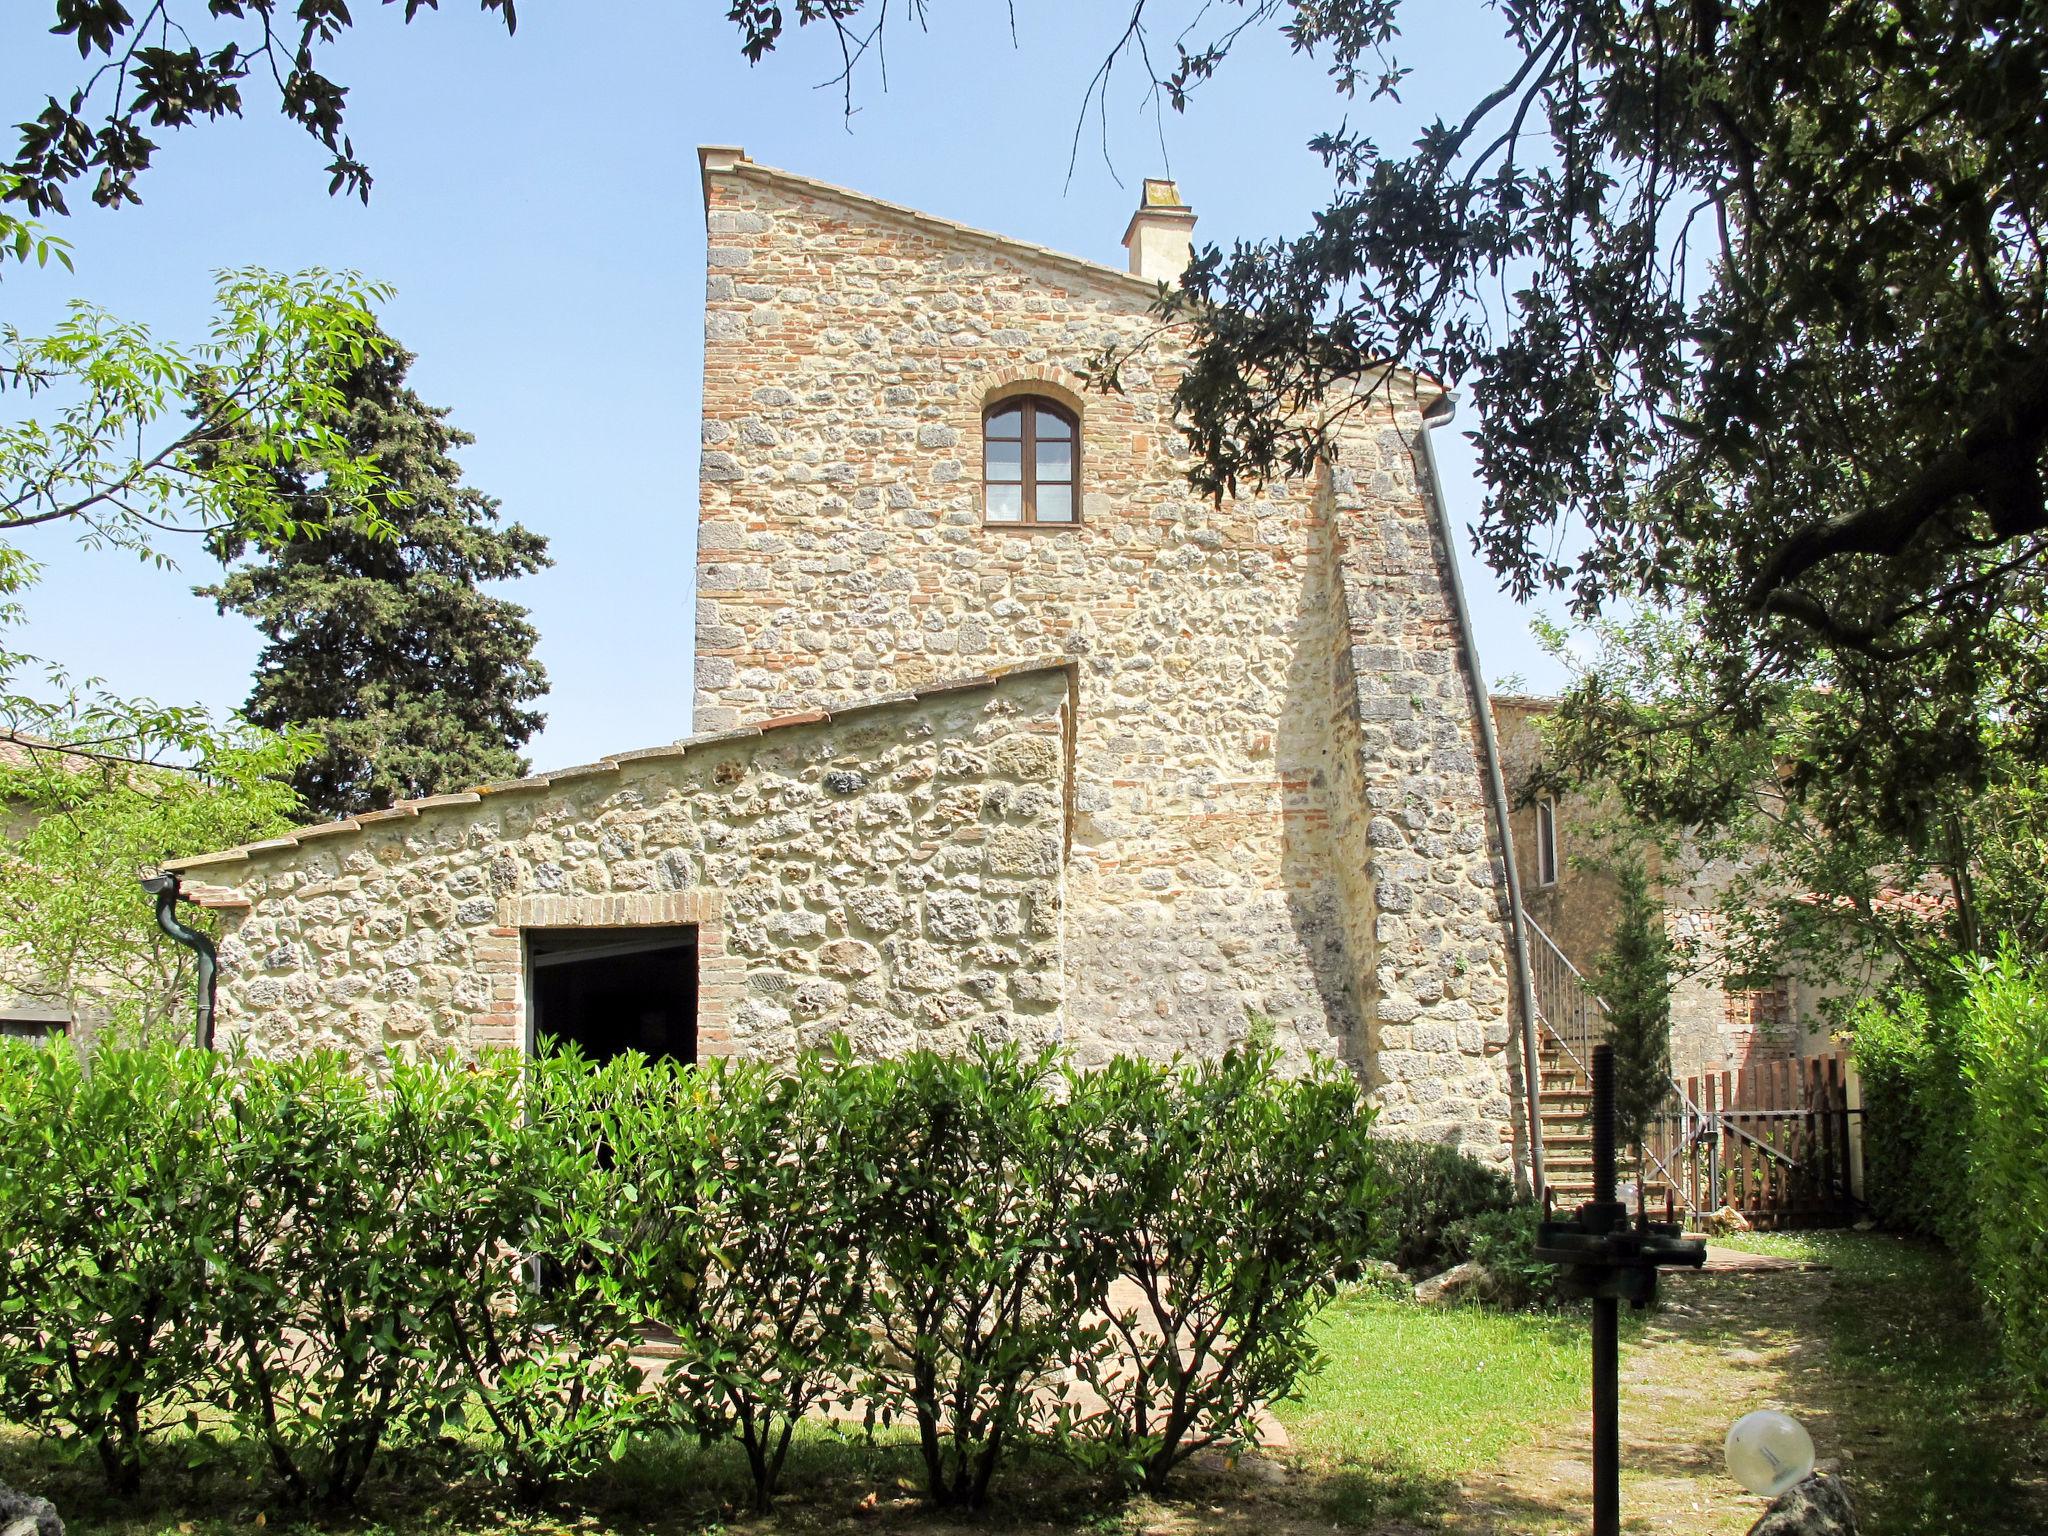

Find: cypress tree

[1590,857,1676,1221]
[199,339,550,820]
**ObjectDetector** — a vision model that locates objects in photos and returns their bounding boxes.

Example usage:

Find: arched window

[983,396,1078,525]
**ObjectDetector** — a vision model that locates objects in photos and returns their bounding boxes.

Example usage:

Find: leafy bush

[0,1042,231,1493]
[1850,989,1975,1252]
[1069,1048,1382,1493]
[0,1035,1394,1508]
[1366,1140,1515,1273]
[1852,953,2048,1405]
[622,1046,878,1511]
[1957,953,2048,1402]
[849,1044,1100,1510]
[405,1050,651,1498]
[1442,1204,1564,1309]
[208,1052,442,1502]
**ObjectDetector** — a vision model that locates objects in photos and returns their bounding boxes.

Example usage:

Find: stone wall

[1493,696,1628,978]
[168,667,1072,1066]
[690,153,1523,1168]
[1323,415,1523,1153]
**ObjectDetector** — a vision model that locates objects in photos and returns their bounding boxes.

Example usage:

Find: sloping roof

[0,730,97,773]
[699,148,1441,407]
[700,147,1164,300]
[1795,885,1954,924]
[165,661,1078,875]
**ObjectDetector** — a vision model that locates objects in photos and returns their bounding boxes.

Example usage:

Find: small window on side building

[1535,797,1560,887]
[983,397,1078,526]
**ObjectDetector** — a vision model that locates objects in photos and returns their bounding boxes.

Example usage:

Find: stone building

[1494,695,1873,1080]
[169,152,1538,1176]
[1,732,114,1048]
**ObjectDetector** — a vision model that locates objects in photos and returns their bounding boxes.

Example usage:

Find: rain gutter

[1417,392,1548,1199]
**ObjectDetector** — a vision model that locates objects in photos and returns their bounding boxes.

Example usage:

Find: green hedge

[1853,951,2048,1401]
[1956,954,2048,1403]
[1850,989,1975,1252]
[0,1038,1386,1509]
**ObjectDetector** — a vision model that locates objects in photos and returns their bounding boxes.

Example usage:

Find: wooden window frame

[981,396,1080,528]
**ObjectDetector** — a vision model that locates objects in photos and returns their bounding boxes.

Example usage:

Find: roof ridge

[701,147,1163,300]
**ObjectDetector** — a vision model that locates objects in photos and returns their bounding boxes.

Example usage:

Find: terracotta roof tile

[164,662,1074,873]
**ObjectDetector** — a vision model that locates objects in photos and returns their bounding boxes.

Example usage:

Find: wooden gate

[1642,1053,1860,1228]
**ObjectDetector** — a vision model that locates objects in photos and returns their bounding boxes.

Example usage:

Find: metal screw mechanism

[1534,1043,1707,1536]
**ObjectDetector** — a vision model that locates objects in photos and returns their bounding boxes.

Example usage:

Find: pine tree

[1589,857,1676,1223]
[199,339,550,820]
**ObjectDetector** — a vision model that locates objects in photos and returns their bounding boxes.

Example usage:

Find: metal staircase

[1524,916,1708,1217]
[1525,919,1605,1206]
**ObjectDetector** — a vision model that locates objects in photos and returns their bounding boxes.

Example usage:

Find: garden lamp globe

[1725,1410,1815,1497]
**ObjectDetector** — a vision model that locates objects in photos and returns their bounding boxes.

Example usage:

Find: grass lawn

[1705,1230,2048,1534]
[3,1232,2043,1534]
[1275,1289,1595,1526]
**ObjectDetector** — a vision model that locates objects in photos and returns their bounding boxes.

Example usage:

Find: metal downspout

[140,871,218,1050]
[1417,393,1547,1199]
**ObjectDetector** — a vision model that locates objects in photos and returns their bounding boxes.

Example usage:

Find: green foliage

[207,1053,443,1503]
[1853,953,2048,1406]
[620,1047,879,1511]
[406,1050,651,1498]
[1364,1140,1514,1274]
[0,268,396,1012]
[1441,1205,1564,1311]
[1069,1048,1383,1493]
[1,268,398,563]
[0,1041,231,1493]
[0,175,71,280]
[1528,610,2048,994]
[197,336,550,819]
[9,3,520,214]
[0,1038,1392,1507]
[848,1044,1101,1510]
[0,705,308,1042]
[1588,857,1674,1209]
[1956,953,2048,1404]
[1850,991,1974,1249]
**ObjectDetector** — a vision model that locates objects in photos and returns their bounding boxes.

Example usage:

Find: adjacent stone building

[1494,695,1875,1080]
[171,152,1537,1176]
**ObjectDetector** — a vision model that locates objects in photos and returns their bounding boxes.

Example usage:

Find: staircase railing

[1524,917,1703,1216]
[1526,917,1607,1075]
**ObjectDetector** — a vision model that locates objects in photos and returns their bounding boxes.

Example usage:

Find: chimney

[1122,178,1197,285]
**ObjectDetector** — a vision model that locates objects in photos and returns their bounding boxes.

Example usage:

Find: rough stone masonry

[174,152,1531,1177]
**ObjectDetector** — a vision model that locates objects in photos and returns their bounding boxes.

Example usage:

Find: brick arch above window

[981,371,1088,418]
[983,393,1080,527]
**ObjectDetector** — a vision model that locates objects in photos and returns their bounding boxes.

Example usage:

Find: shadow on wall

[1277,466,1375,1085]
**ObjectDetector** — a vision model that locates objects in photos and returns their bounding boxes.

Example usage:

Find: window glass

[982,396,1079,525]
[986,439,1022,479]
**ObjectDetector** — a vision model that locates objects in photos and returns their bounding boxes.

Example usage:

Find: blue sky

[1,0,1567,768]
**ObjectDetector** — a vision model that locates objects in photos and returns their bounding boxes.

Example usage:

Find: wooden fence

[1643,1052,1860,1227]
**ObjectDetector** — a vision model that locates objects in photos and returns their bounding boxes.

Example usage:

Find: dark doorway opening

[526,927,698,1066]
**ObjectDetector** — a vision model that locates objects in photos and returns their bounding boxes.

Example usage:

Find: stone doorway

[525,926,699,1065]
